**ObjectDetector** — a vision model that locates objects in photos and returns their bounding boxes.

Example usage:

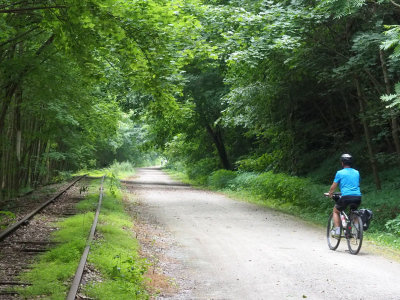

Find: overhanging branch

[391,0,400,8]
[0,6,66,14]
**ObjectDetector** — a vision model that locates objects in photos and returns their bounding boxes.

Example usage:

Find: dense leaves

[2,0,400,201]
[0,0,201,198]
[162,0,400,191]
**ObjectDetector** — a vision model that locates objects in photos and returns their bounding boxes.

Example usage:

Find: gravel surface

[125,167,400,300]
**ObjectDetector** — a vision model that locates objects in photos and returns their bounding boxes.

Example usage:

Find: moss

[18,176,148,299]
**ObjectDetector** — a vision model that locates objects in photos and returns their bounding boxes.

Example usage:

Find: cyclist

[328,154,362,237]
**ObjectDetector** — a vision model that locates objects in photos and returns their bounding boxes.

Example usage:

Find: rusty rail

[66,175,105,300]
[0,175,87,242]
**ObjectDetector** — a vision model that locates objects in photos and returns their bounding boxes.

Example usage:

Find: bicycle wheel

[327,213,341,250]
[346,214,363,255]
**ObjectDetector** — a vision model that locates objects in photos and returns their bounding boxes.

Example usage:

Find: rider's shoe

[331,227,341,238]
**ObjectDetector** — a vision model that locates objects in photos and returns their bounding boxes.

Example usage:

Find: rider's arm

[329,182,338,198]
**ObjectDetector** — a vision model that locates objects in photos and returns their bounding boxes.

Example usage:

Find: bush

[385,215,400,235]
[228,172,259,191]
[249,172,312,207]
[186,158,219,185]
[52,171,73,183]
[108,161,135,174]
[236,153,277,172]
[208,170,237,189]
[206,170,315,208]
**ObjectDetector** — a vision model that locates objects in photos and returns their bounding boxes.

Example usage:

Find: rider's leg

[333,206,341,228]
[331,206,341,237]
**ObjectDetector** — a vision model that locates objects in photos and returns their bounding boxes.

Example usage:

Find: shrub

[186,158,219,185]
[208,170,237,189]
[385,215,400,235]
[228,172,259,191]
[236,153,276,172]
[108,161,135,176]
[52,171,73,183]
[250,172,311,206]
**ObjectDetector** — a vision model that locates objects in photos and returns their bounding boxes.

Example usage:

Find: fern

[382,25,400,57]
[317,0,366,18]
[381,83,400,109]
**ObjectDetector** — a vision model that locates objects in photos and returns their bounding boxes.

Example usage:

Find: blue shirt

[334,168,361,196]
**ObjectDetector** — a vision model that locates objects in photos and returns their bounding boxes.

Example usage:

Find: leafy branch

[0,6,67,14]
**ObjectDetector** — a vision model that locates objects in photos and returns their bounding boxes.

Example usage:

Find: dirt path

[125,167,400,300]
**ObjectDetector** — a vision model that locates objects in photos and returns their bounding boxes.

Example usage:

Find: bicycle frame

[339,210,354,238]
[325,193,364,254]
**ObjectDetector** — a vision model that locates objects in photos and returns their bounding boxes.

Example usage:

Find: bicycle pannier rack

[358,209,373,231]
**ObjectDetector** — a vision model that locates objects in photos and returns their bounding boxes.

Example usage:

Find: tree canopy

[1,0,400,198]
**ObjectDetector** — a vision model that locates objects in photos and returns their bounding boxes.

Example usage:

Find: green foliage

[0,0,203,197]
[208,170,237,189]
[385,215,400,235]
[187,158,220,185]
[52,171,73,183]
[110,255,147,284]
[18,176,148,299]
[382,25,400,57]
[249,172,312,207]
[18,212,93,299]
[107,173,121,196]
[0,211,16,229]
[107,161,136,177]
[236,153,277,173]
[316,0,367,18]
[84,184,148,299]
[381,82,400,108]
[228,172,259,191]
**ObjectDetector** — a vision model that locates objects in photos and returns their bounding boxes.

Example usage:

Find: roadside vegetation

[17,164,149,299]
[166,166,400,251]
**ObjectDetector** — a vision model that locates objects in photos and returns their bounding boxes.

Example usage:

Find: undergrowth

[18,173,148,299]
[76,161,136,179]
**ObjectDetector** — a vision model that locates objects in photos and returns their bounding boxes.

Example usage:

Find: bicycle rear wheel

[346,214,363,255]
[327,213,341,250]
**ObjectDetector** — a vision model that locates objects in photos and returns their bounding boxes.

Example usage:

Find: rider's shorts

[335,195,361,211]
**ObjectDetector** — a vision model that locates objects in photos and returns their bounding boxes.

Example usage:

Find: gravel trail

[126,167,400,300]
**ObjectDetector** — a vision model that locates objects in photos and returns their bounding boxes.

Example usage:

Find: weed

[208,170,237,189]
[0,210,15,229]
[17,176,148,299]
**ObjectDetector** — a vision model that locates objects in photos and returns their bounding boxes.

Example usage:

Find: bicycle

[324,192,364,255]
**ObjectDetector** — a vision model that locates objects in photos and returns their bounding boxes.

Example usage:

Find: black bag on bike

[358,209,373,231]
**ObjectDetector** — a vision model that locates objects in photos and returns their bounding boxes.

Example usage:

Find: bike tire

[346,214,363,255]
[327,213,341,250]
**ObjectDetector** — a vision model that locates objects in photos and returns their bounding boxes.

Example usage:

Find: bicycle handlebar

[324,192,341,201]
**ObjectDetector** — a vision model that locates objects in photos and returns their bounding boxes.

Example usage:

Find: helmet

[340,153,353,166]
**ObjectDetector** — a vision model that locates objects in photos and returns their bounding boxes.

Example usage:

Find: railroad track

[67,175,104,300]
[0,175,103,299]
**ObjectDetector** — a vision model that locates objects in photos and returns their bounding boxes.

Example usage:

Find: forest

[1,0,400,213]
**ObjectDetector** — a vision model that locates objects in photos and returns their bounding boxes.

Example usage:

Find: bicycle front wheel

[347,214,363,255]
[327,213,341,250]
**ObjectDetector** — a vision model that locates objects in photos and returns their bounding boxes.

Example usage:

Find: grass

[17,173,149,299]
[75,161,137,179]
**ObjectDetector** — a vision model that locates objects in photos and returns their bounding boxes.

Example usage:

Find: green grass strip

[18,177,148,299]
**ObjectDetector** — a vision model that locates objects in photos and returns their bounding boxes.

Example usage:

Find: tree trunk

[44,140,51,184]
[205,124,232,170]
[354,77,381,190]
[341,91,358,137]
[379,49,400,158]
[0,35,54,137]
[33,139,41,187]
